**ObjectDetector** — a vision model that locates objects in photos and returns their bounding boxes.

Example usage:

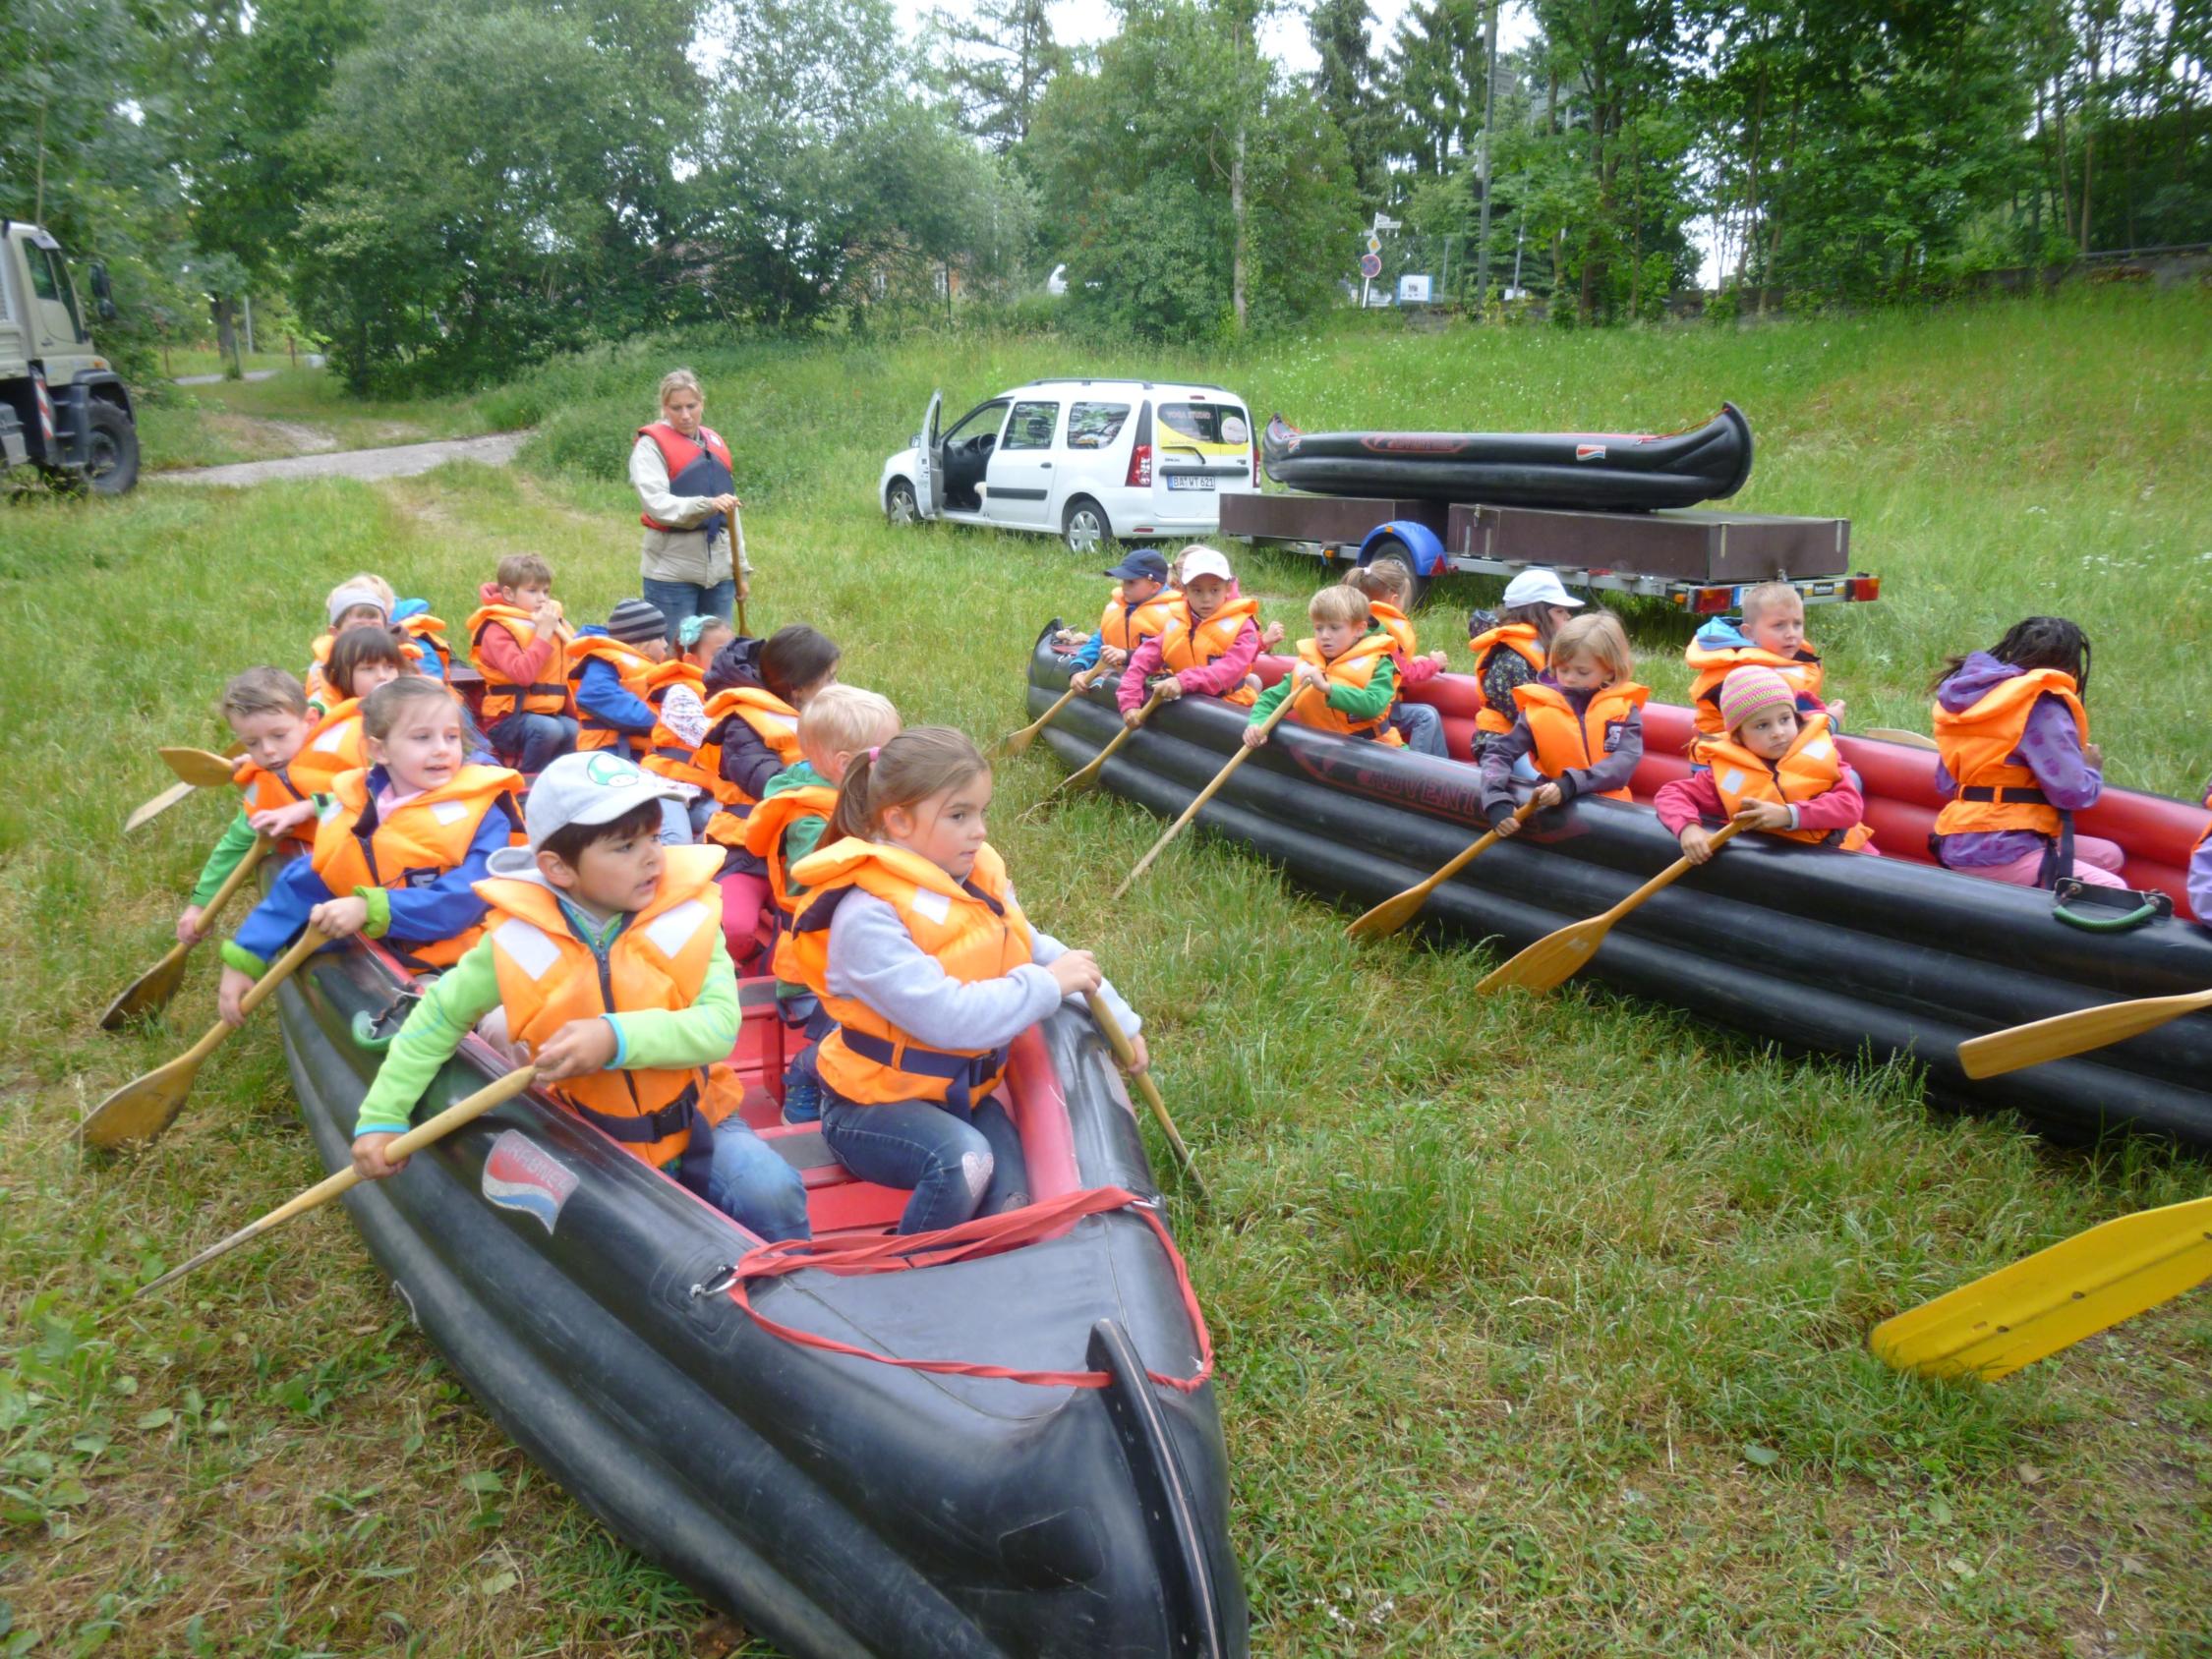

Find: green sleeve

[1328,654,1397,720]
[784,813,829,888]
[608,932,740,1069]
[191,811,259,907]
[1249,672,1294,724]
[351,939,504,1137]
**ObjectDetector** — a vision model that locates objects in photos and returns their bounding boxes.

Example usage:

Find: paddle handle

[196,834,272,930]
[1603,817,1748,921]
[1084,993,1208,1202]
[1114,687,1305,899]
[136,1067,540,1298]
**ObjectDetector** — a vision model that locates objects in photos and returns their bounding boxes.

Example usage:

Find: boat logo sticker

[482,1130,579,1235]
[1575,443,1607,462]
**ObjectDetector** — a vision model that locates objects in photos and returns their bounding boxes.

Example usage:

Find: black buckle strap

[566,1075,703,1146]
[1961,784,2050,805]
[839,1029,1008,1114]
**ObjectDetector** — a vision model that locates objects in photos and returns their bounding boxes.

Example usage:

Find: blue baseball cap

[1104,548,1169,582]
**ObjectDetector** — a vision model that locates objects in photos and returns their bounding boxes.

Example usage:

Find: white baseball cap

[1499,568,1584,610]
[510,751,682,855]
[1180,547,1234,583]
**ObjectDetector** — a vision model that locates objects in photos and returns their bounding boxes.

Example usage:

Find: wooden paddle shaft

[1346,799,1543,941]
[171,926,325,1066]
[1063,685,1168,788]
[1114,689,1306,899]
[136,1067,540,1298]
[1604,817,1747,919]
[199,833,272,923]
[1084,992,1207,1199]
[100,838,272,1028]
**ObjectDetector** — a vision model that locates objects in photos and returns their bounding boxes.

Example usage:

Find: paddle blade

[160,748,242,788]
[125,779,196,833]
[98,944,193,1030]
[1346,887,1431,943]
[990,723,1042,761]
[1958,989,2212,1079]
[1477,917,1608,995]
[1865,727,1940,751]
[79,1051,204,1151]
[1871,1196,2212,1382]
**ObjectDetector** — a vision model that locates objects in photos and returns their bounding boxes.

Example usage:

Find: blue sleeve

[578,658,657,733]
[232,855,336,965]
[1069,631,1104,671]
[376,800,513,945]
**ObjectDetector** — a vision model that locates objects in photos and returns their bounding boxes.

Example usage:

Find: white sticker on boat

[643,897,709,957]
[910,888,952,925]
[481,1130,578,1235]
[429,800,469,825]
[493,917,561,980]
[1575,443,1606,461]
[1717,769,1747,795]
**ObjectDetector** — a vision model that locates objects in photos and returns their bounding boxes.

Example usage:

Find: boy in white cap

[1116,544,1264,716]
[1467,568,1583,763]
[345,751,810,1241]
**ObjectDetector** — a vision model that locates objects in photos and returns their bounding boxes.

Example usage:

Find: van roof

[998,378,1244,401]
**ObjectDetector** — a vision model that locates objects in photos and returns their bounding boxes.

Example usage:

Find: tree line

[3,0,2203,386]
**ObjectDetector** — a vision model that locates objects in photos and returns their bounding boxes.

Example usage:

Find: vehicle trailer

[0,215,139,495]
[1219,491,1880,615]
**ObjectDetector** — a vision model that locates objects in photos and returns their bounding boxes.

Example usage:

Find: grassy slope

[1,289,2206,1656]
[136,370,503,473]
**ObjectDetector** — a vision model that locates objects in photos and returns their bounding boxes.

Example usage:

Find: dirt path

[151,430,529,487]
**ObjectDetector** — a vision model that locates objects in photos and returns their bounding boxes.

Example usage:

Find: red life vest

[1468,624,1546,735]
[698,687,804,847]
[637,422,736,543]
[1290,631,1404,744]
[1700,714,1874,850]
[1932,668,2087,841]
[466,604,571,719]
[1156,596,1259,706]
[1512,680,1651,801]
[565,636,658,758]
[312,764,523,968]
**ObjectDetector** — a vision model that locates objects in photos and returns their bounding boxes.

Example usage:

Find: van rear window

[1067,402,1130,449]
[1159,403,1251,448]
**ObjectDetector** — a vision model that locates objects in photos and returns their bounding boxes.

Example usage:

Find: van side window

[1067,402,1130,449]
[1002,400,1059,452]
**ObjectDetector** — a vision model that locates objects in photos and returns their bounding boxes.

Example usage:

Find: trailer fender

[1358,519,1446,578]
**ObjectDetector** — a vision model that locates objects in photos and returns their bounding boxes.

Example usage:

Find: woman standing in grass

[630,368,751,640]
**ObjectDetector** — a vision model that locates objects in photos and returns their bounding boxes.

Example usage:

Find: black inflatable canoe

[1260,404,1754,510]
[265,887,1244,1657]
[1024,628,2212,1149]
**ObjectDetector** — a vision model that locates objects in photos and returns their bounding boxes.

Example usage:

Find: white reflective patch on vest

[1717,768,1747,794]
[429,800,470,826]
[642,897,708,957]
[493,917,561,981]
[312,723,349,752]
[1801,737,1833,762]
[910,887,953,925]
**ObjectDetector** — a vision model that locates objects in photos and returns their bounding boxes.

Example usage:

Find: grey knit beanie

[608,597,669,645]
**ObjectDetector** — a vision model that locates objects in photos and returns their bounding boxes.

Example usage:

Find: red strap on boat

[725,1185,1215,1393]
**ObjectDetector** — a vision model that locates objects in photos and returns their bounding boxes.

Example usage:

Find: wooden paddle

[1085,991,1208,1203]
[161,746,247,788]
[993,668,1095,760]
[1958,987,2212,1079]
[1111,687,1307,901]
[128,741,245,831]
[1345,799,1542,942]
[1864,727,1939,751]
[79,926,326,1151]
[135,1067,541,1299]
[1053,684,1169,796]
[99,836,272,1030]
[1477,817,1748,996]
[1870,1194,2212,1382]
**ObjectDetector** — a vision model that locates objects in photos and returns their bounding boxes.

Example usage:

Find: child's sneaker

[780,1069,822,1125]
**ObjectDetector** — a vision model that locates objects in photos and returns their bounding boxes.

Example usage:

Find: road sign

[1366,235,1381,254]
[1360,253,1383,278]
[1398,273,1431,303]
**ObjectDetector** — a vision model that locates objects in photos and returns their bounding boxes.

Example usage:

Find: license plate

[1165,474,1217,491]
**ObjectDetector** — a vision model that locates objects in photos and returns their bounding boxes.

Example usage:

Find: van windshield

[1158,403,1250,451]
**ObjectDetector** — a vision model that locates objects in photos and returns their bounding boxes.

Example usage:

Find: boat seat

[758,1122,910,1233]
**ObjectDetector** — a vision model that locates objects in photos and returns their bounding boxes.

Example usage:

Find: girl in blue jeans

[785,727,1146,1234]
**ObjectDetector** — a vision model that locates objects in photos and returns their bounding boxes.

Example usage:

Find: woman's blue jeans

[820,1094,1029,1234]
[642,577,737,642]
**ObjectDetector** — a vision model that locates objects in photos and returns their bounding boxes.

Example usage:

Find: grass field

[2,287,2208,1656]
[136,370,503,474]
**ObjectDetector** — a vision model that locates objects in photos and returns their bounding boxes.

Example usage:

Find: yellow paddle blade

[1958,987,2212,1078]
[160,747,242,788]
[1476,919,1606,995]
[98,942,194,1030]
[1345,887,1432,943]
[124,779,197,832]
[1864,727,1939,751]
[79,1045,210,1150]
[1871,1196,2212,1382]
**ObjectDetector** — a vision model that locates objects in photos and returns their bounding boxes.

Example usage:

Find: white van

[880,378,1257,554]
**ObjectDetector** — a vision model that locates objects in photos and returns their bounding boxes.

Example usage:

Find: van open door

[914,391,943,519]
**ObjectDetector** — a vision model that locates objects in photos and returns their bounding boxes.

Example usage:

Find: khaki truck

[1,217,138,493]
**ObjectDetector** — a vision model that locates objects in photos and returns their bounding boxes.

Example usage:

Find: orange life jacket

[565,636,658,758]
[232,758,317,846]
[288,699,368,797]
[312,764,523,968]
[478,842,733,1180]
[786,839,1034,1112]
[399,611,454,677]
[1512,680,1651,801]
[1100,586,1179,654]
[1291,631,1405,744]
[636,422,735,535]
[1155,596,1259,706]
[638,660,734,801]
[698,687,803,847]
[1369,601,1417,660]
[1700,715,1874,850]
[1685,637,1826,736]
[467,603,571,719]
[742,780,840,982]
[1932,668,2087,841]
[1468,624,1547,735]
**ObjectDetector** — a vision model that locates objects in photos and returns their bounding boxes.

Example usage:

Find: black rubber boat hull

[270,906,1245,1657]
[1025,630,2212,1149]
[1261,404,1754,510]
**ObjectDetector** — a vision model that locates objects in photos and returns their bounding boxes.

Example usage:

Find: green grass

[135,369,506,474]
[158,347,301,379]
[1,287,2208,1655]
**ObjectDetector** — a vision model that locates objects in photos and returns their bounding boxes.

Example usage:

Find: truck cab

[0,216,139,493]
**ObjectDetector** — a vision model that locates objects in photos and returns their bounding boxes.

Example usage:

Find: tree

[1387,0,1486,178]
[930,0,1065,152]
[1310,0,1391,201]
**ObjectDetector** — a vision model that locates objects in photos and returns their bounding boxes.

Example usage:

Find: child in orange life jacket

[1655,666,1877,862]
[1242,585,1404,750]
[1117,544,1262,717]
[642,614,736,836]
[1685,582,1839,740]
[744,685,902,1125]
[1346,558,1450,756]
[1467,567,1584,764]
[215,678,525,1025]
[468,552,576,778]
[1054,548,1177,674]
[346,752,810,1241]
[568,599,671,763]
[288,626,411,797]
[305,573,398,713]
[1930,616,2125,889]
[1483,611,1649,832]
[787,727,1140,1234]
[177,668,320,945]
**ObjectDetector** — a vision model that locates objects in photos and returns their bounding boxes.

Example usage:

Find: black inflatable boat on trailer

[1260,404,1754,511]
[1023,627,2212,1149]
[266,891,1244,1658]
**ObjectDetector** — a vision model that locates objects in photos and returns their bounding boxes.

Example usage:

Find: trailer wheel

[1362,537,1430,608]
[84,400,140,496]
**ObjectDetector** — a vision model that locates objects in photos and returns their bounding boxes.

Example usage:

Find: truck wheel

[885,478,918,524]
[1062,496,1112,557]
[84,400,140,495]
[1363,536,1429,607]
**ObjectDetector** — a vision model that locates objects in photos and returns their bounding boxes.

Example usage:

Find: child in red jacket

[1656,665,1877,861]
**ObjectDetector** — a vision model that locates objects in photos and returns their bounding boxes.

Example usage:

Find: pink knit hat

[1717,665,1797,732]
